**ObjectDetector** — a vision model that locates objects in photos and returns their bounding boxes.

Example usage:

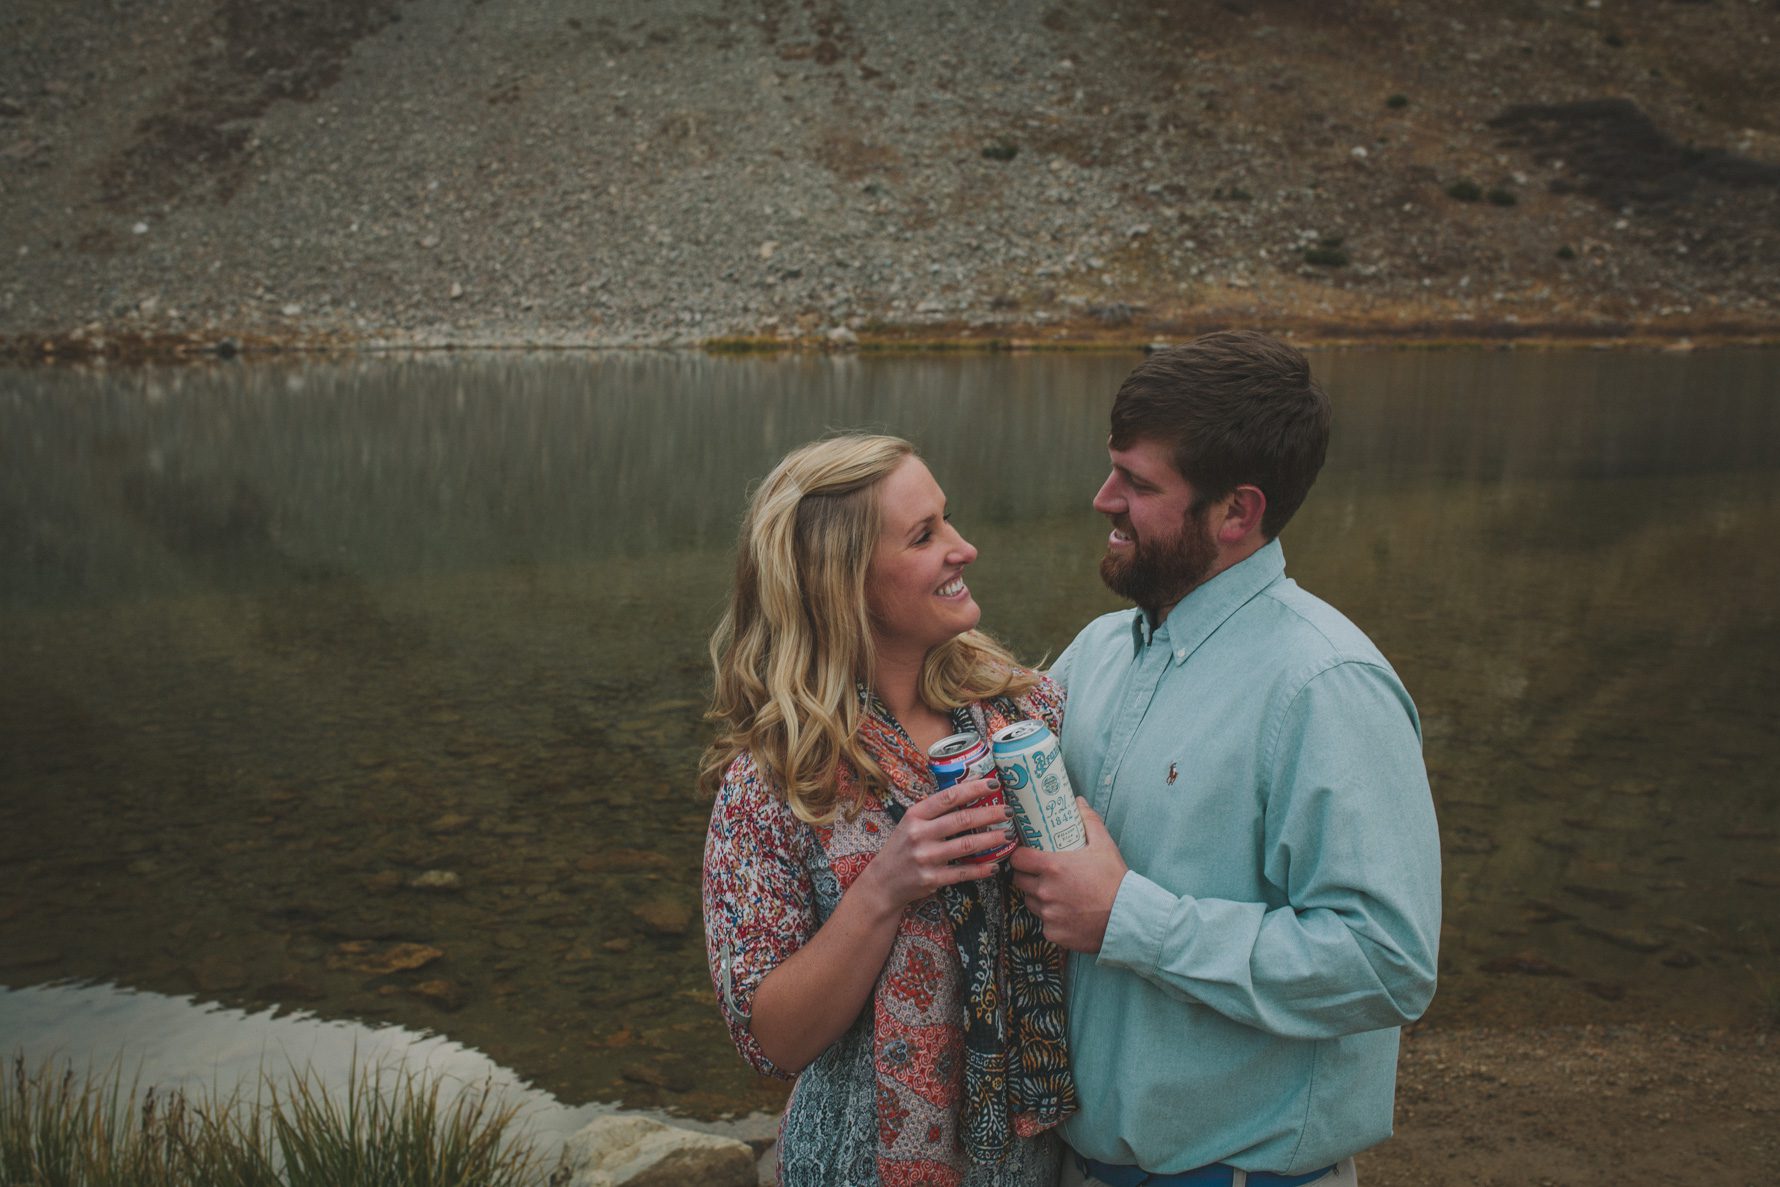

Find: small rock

[281,303,302,317]
[420,234,441,249]
[449,282,465,300]
[757,240,777,261]
[826,325,858,347]
[427,812,474,834]
[632,895,692,936]
[191,956,248,993]
[0,947,63,971]
[324,941,444,975]
[559,1114,754,1187]
[410,869,462,891]
[1562,884,1633,910]
[408,978,467,1010]
[364,870,404,895]
[132,222,148,235]
[1573,922,1666,954]
[1480,951,1573,977]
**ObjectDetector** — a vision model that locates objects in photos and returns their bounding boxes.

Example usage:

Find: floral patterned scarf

[827,691,1077,1186]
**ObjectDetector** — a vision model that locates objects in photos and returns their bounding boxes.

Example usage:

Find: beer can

[927,731,1017,863]
[990,720,1086,852]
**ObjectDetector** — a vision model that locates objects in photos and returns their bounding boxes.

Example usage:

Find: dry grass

[0,1053,549,1187]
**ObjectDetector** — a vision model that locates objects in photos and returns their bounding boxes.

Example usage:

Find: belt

[1075,1151,1336,1187]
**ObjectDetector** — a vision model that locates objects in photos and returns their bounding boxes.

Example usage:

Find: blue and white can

[990,720,1086,852]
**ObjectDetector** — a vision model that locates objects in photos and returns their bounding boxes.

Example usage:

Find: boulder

[559,1115,755,1187]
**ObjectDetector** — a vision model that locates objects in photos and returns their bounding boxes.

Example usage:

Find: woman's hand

[857,778,1013,912]
[749,777,1010,1072]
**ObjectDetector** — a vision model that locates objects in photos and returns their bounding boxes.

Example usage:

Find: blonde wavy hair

[700,434,1038,823]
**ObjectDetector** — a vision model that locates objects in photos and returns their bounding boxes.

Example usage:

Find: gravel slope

[3,0,1778,353]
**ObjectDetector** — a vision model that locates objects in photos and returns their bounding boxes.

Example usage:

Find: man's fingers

[1078,797,1113,843]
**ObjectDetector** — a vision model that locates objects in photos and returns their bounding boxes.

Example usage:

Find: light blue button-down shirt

[1050,539,1441,1175]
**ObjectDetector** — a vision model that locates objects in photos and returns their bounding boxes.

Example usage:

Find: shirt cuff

[1098,869,1185,974]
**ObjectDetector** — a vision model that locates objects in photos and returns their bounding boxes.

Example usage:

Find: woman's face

[865,456,981,661]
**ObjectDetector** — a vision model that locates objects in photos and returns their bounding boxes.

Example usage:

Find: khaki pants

[1060,1154,1357,1187]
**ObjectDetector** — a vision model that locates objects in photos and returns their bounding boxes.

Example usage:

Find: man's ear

[1217,485,1267,544]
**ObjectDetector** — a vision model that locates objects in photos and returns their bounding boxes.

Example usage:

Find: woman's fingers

[904,783,975,819]
[940,802,1014,837]
[905,776,1003,821]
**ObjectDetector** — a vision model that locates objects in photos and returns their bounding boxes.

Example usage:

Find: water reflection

[2,349,1777,1120]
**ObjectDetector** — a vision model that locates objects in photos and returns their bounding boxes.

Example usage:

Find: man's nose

[1092,473,1122,514]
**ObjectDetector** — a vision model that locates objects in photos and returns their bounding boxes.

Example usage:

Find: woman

[701,434,1075,1187]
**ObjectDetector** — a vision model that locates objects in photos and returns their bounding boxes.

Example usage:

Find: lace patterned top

[702,678,1067,1187]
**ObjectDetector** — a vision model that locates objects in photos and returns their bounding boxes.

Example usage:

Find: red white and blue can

[928,731,1017,863]
[991,720,1086,852]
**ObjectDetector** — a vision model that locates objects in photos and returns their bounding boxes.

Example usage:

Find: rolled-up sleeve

[701,759,815,1079]
[1098,659,1442,1038]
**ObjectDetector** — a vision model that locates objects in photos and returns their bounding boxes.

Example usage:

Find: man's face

[1092,438,1218,614]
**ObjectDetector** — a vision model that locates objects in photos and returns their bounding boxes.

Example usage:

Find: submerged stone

[324,940,444,974]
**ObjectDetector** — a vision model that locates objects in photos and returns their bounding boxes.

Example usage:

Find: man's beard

[1098,504,1217,616]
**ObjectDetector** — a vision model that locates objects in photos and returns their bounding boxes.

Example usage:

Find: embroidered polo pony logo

[1166,762,1178,785]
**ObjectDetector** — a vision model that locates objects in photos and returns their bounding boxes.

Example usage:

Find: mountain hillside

[3,0,1777,353]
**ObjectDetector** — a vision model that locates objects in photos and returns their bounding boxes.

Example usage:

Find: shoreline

[10,316,1779,366]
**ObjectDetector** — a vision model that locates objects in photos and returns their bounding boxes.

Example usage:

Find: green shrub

[1446,179,1483,202]
[1486,187,1518,206]
[1303,246,1350,268]
[1556,245,1577,260]
[1386,94,1410,109]
[981,142,1018,161]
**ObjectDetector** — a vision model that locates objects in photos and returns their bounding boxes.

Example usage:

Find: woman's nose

[950,529,978,565]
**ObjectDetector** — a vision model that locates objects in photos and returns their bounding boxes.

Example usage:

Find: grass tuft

[1,1052,549,1187]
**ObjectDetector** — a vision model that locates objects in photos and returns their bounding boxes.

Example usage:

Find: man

[1011,331,1441,1187]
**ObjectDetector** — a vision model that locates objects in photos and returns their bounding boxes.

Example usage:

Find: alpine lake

[2,347,1777,1134]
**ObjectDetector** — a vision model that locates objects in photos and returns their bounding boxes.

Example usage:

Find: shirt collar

[1128,538,1287,665]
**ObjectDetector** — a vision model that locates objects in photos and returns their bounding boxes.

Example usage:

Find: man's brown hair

[1109,330,1331,539]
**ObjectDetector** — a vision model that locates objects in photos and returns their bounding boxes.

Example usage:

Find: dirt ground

[1361,1025,1777,1187]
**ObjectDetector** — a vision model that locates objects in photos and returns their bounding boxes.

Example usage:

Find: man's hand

[1009,798,1128,953]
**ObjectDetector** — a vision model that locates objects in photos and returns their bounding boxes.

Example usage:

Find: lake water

[2,349,1777,1124]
